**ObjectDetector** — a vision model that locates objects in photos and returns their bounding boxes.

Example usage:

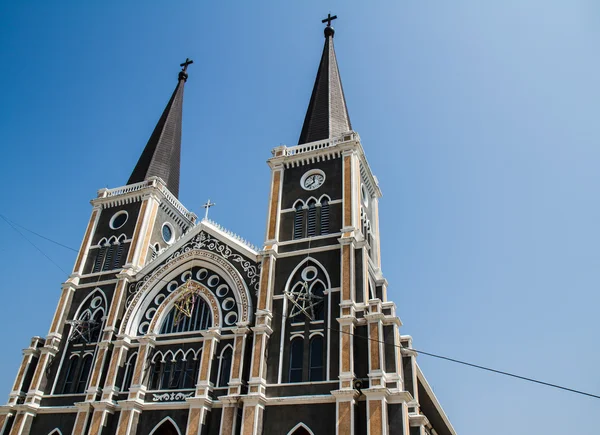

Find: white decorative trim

[151,391,193,402]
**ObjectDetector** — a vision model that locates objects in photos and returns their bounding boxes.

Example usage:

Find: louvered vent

[293,205,304,239]
[102,246,114,271]
[320,200,329,235]
[93,248,105,273]
[307,203,317,237]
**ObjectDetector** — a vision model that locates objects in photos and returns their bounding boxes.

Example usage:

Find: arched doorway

[149,417,180,435]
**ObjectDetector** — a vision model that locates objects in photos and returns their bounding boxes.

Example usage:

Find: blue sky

[1,1,599,434]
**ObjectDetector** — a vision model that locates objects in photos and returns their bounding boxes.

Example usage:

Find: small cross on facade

[180,58,194,72]
[202,199,216,220]
[322,13,337,27]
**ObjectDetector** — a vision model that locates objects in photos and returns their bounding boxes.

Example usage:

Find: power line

[0,214,78,252]
[0,215,69,275]
[265,306,600,400]
[2,219,597,400]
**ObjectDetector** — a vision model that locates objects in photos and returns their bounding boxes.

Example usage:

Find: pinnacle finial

[178,58,193,81]
[322,13,337,37]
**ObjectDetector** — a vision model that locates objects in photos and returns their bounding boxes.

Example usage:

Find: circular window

[225,311,238,326]
[181,271,192,282]
[222,297,235,311]
[154,294,165,305]
[196,269,209,281]
[301,266,318,282]
[138,321,149,335]
[145,308,156,320]
[167,281,179,293]
[109,211,128,229]
[162,223,174,244]
[216,284,229,297]
[90,296,103,309]
[207,275,220,287]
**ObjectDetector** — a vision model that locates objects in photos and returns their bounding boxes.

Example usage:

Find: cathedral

[0,17,456,435]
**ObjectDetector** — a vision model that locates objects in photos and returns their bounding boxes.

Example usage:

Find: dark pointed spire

[127,58,193,198]
[298,15,352,145]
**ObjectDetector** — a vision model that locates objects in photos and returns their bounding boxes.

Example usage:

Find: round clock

[301,169,325,191]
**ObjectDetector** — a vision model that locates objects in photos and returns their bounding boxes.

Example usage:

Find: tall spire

[127,58,193,198]
[298,15,352,145]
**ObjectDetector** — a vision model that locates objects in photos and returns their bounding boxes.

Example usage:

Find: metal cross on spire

[322,13,337,27]
[202,199,216,220]
[180,58,194,72]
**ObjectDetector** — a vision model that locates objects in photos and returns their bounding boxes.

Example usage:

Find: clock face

[301,171,325,190]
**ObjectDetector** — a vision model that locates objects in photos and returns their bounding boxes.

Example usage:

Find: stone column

[218,323,250,435]
[7,337,44,406]
[335,233,358,434]
[8,405,36,435]
[114,335,156,435]
[240,251,274,435]
[185,328,220,435]
[85,273,133,435]
[71,206,101,277]
[125,191,160,269]
[363,299,388,435]
[0,410,14,434]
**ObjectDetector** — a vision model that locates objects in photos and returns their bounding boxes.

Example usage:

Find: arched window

[166,359,185,389]
[182,356,199,389]
[122,352,137,392]
[62,356,79,393]
[218,346,233,387]
[309,336,324,381]
[293,203,304,239]
[307,201,317,237]
[75,354,93,393]
[320,199,329,235]
[149,358,163,390]
[289,338,304,383]
[160,296,212,334]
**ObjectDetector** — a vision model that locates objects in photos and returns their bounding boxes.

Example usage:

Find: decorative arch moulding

[121,248,255,336]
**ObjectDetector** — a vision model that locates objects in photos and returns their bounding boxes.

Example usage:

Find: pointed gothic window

[320,199,329,235]
[122,352,137,392]
[218,346,233,387]
[168,359,185,389]
[62,356,78,393]
[289,338,304,383]
[75,354,93,393]
[182,357,199,389]
[149,360,162,390]
[309,336,324,381]
[293,203,304,239]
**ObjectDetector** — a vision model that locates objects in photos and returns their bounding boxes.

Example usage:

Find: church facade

[0,19,456,435]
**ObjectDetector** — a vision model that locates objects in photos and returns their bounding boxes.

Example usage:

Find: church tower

[0,16,455,435]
